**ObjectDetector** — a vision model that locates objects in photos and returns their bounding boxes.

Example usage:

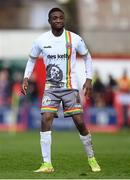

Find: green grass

[0,130,130,179]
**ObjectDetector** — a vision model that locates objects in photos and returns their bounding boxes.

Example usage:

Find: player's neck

[51,28,64,37]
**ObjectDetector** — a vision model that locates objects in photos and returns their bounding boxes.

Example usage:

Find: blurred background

[0,0,130,132]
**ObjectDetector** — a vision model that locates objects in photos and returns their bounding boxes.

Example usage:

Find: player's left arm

[82,53,93,98]
[76,36,93,98]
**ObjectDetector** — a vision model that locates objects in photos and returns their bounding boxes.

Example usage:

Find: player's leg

[72,113,101,172]
[62,89,101,172]
[40,112,54,163]
[41,112,54,131]
[35,90,60,173]
[72,114,95,158]
[34,112,55,173]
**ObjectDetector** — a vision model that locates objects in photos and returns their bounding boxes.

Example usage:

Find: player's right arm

[22,39,41,95]
[22,56,36,95]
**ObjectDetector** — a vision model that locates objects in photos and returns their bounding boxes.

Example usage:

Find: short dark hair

[48,7,64,19]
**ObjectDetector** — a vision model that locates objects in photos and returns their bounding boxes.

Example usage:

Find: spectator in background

[11,71,23,108]
[117,69,130,93]
[117,69,130,127]
[93,70,105,93]
[108,74,117,89]
[11,71,23,130]
[104,74,117,107]
[93,70,106,107]
[0,68,11,106]
[105,85,115,107]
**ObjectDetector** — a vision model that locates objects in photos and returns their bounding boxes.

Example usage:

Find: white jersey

[26,29,92,90]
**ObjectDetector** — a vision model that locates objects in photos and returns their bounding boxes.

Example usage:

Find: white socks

[79,133,94,158]
[40,131,94,163]
[40,131,52,163]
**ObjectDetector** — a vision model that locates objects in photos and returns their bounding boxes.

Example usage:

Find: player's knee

[41,112,54,123]
[41,113,54,131]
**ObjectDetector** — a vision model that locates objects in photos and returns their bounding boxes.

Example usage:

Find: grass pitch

[0,130,130,179]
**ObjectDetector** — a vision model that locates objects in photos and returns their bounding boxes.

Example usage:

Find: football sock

[40,131,52,163]
[79,133,94,158]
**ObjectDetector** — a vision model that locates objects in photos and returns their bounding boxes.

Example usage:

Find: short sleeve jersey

[30,29,88,90]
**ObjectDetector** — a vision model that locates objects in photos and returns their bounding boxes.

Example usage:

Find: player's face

[49,11,65,30]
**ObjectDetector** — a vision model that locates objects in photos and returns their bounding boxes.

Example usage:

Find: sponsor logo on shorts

[42,96,51,105]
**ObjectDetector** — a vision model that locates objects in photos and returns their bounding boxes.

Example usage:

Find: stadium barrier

[0,103,126,132]
[84,107,119,133]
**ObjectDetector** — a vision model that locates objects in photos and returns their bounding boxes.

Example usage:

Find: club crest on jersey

[66,43,72,49]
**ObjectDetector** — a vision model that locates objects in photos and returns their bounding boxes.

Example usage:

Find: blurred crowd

[84,69,130,108]
[0,66,130,128]
[0,67,130,108]
[0,68,38,109]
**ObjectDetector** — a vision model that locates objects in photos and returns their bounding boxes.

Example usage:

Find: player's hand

[21,78,29,95]
[83,78,92,98]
